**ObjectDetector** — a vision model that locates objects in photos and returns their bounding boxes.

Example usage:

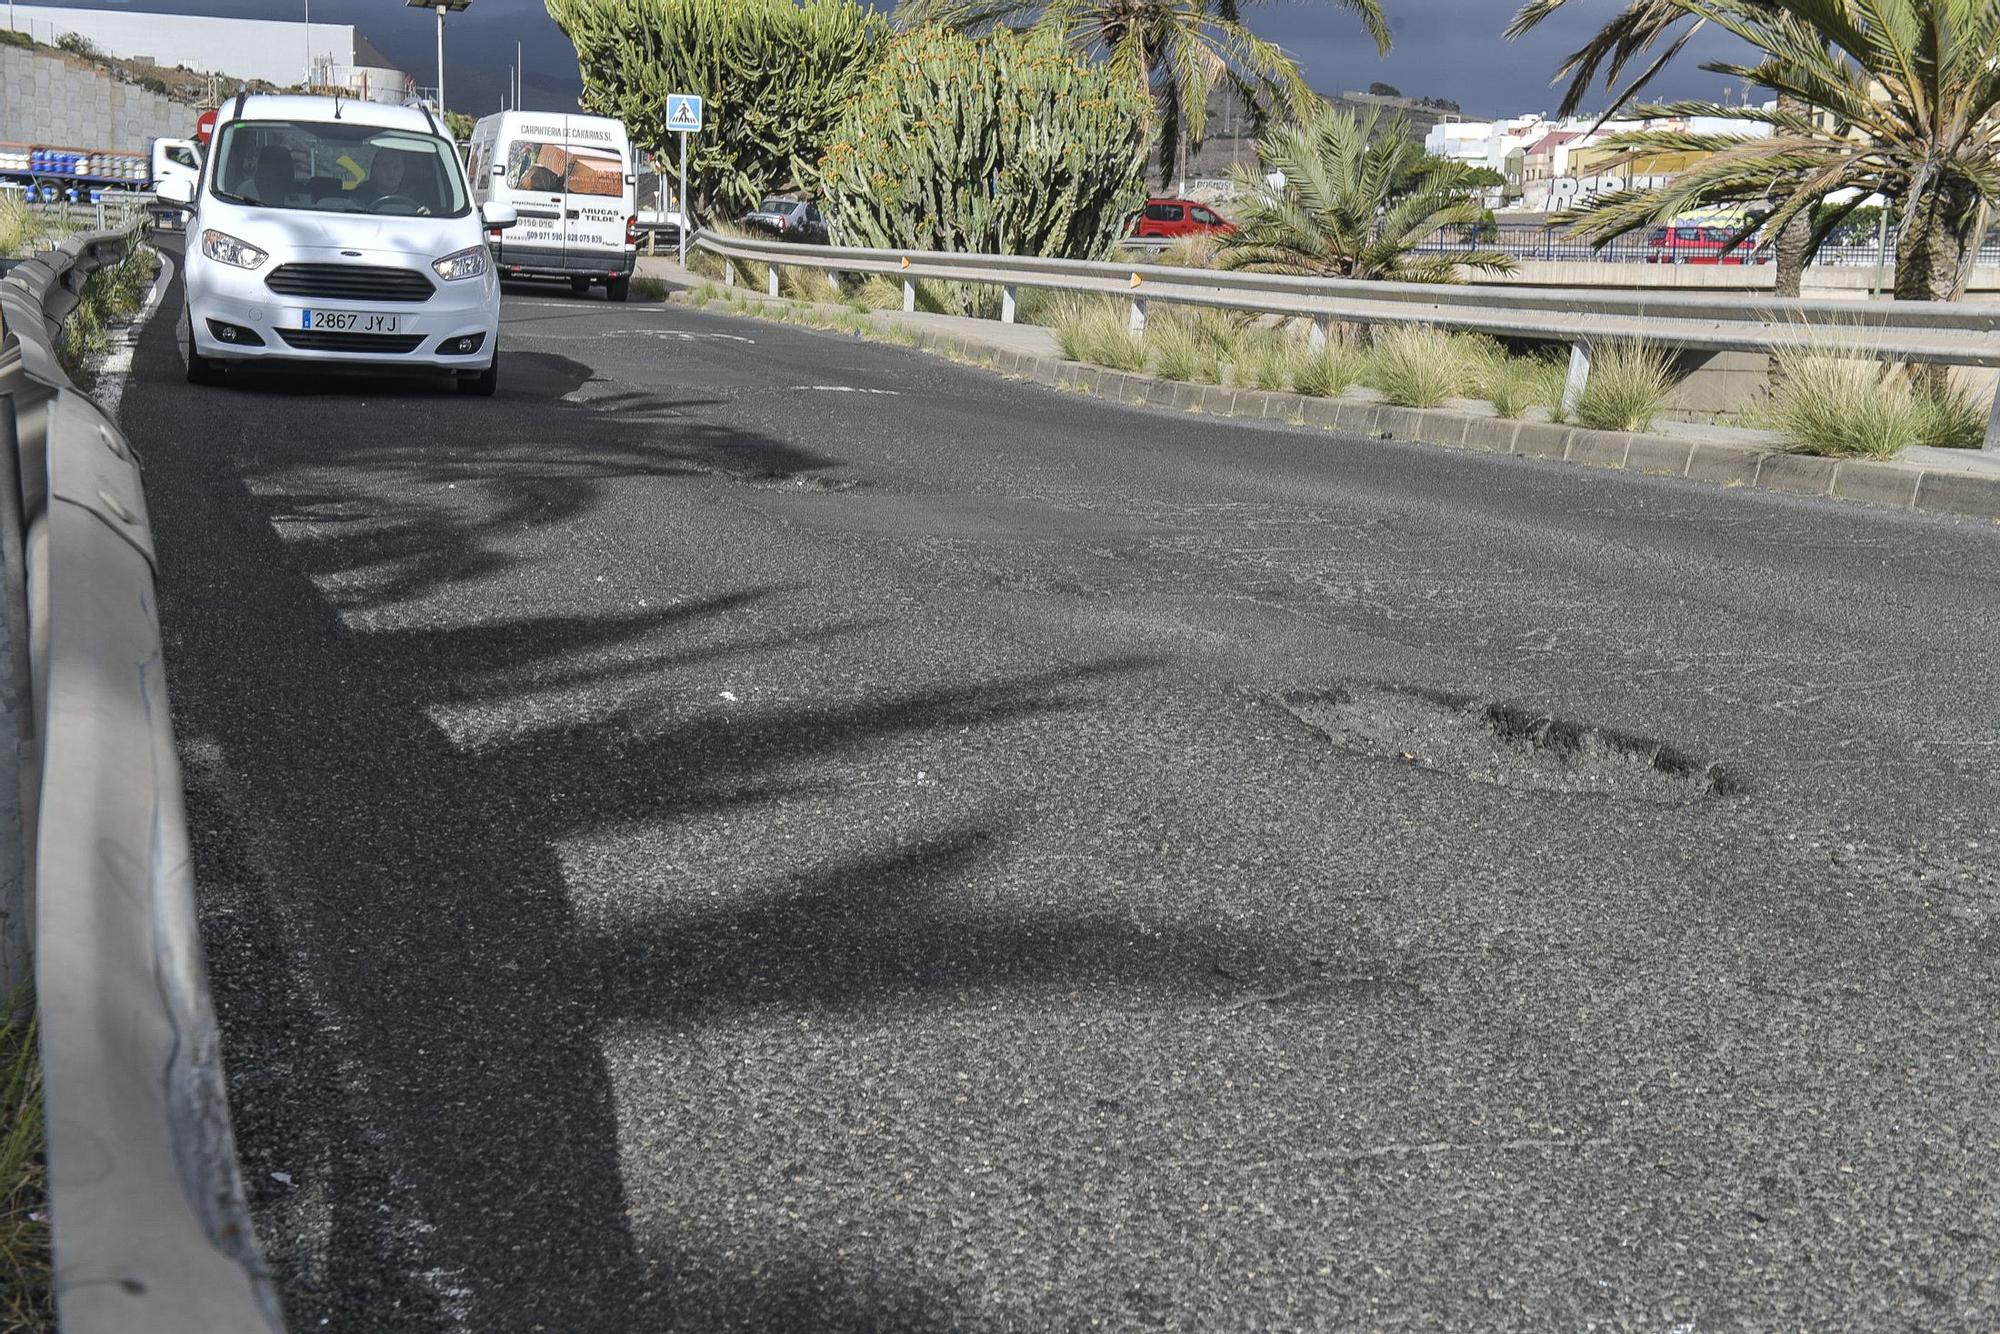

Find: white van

[468,112,638,301]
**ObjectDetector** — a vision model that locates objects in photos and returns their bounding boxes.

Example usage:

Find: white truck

[466,111,638,301]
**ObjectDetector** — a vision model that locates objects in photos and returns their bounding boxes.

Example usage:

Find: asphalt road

[123,251,2000,1331]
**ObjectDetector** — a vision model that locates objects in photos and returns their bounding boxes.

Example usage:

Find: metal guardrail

[693,230,2000,448]
[0,230,283,1330]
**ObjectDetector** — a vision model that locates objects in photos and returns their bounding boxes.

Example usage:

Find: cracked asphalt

[123,247,2000,1331]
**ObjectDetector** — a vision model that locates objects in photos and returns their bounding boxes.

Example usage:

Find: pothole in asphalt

[1280,683,1742,803]
[738,469,860,492]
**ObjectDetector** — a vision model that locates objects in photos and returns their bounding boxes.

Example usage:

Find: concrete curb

[668,290,2000,525]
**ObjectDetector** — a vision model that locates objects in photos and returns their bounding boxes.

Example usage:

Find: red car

[1133,198,1235,239]
[1644,224,1771,265]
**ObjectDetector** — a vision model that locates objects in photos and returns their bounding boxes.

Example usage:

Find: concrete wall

[1480,258,2000,299]
[3,6,353,89]
[0,45,196,152]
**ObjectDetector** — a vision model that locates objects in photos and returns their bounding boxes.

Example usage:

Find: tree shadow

[134,273,1330,1330]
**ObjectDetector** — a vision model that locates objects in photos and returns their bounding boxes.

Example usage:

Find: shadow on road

[128,269,1313,1330]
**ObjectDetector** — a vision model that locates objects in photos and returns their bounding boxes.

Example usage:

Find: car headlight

[432,246,489,281]
[201,229,267,270]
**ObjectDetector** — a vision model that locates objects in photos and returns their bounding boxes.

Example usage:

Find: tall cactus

[816,28,1147,260]
[546,0,886,221]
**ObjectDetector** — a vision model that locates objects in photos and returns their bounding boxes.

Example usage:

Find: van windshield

[210,120,469,217]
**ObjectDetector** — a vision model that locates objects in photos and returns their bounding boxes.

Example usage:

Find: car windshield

[210,119,469,217]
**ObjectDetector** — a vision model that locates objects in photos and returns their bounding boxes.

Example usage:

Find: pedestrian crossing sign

[666,93,704,133]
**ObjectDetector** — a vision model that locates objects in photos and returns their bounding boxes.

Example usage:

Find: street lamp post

[407,0,470,115]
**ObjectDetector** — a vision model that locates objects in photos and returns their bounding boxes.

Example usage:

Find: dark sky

[53,0,1755,121]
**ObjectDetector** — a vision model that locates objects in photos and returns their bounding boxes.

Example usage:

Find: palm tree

[1555,0,2000,303]
[1216,106,1518,281]
[1504,0,1819,297]
[899,0,1390,187]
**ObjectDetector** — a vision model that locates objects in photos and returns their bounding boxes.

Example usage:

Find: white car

[163,94,517,395]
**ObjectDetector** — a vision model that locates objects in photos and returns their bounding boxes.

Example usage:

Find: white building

[1424,114,1549,175]
[1,5,414,104]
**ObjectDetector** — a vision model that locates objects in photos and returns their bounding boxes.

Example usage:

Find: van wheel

[569,277,592,295]
[458,350,499,397]
[607,274,631,303]
[183,308,224,386]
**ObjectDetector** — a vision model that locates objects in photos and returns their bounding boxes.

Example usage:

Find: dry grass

[1291,338,1367,397]
[1758,346,1987,457]
[1573,340,1676,433]
[1155,233,1222,269]
[1369,325,1476,408]
[1049,298,1145,370]
[0,993,50,1333]
[1473,344,1570,419]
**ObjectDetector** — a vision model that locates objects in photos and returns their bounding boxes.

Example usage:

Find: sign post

[665,92,703,267]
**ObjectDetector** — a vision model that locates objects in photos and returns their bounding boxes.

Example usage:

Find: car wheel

[607,273,631,303]
[457,349,499,397]
[182,308,225,386]
[569,277,592,296]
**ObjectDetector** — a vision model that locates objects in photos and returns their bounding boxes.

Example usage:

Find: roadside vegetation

[58,244,158,383]
[0,193,77,261]
[1757,348,1986,457]
[1035,298,1595,420]
[1218,107,1515,283]
[1,995,50,1334]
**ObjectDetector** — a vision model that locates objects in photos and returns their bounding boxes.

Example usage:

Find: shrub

[1370,325,1474,407]
[1,997,49,1331]
[55,31,98,58]
[817,28,1146,260]
[1146,317,1220,382]
[1156,233,1221,269]
[1233,332,1306,390]
[1050,298,1144,370]
[1291,339,1366,397]
[1760,346,1986,457]
[550,0,886,222]
[1573,340,1675,432]
[1474,344,1569,419]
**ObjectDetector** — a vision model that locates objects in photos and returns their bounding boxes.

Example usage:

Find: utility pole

[303,0,309,89]
[407,0,470,114]
[516,41,522,109]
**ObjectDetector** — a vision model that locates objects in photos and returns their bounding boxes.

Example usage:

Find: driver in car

[354,148,436,211]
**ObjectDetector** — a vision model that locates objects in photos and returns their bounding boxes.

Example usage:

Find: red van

[1644,224,1771,264]
[1133,198,1235,239]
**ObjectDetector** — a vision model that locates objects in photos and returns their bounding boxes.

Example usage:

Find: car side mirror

[482,201,518,231]
[156,177,194,206]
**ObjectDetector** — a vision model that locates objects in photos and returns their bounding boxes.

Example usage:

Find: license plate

[302,310,400,333]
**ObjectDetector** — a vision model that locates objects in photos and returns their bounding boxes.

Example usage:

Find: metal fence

[0,227,283,1331]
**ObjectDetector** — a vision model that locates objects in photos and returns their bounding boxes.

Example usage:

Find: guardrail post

[902,277,916,313]
[723,258,735,287]
[1001,285,1017,325]
[1985,372,2000,450]
[767,265,780,298]
[1128,297,1147,334]
[1562,340,1592,416]
[1306,318,1328,352]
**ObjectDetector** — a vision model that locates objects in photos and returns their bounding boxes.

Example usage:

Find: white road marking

[792,385,900,395]
[510,328,756,345]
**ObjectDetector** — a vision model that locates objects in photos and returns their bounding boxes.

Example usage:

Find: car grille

[276,329,426,354]
[265,263,435,303]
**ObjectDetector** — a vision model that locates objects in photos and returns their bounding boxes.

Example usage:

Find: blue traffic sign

[666,93,704,134]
